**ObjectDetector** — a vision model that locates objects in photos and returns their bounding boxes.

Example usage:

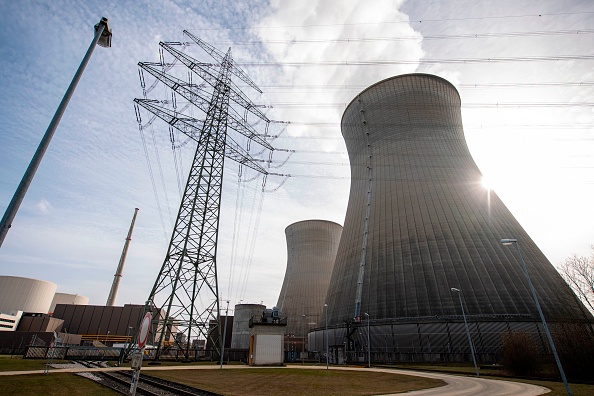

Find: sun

[481,176,492,190]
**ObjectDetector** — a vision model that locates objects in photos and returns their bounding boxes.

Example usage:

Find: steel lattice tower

[133,33,274,360]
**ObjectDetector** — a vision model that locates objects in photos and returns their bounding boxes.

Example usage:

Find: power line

[249,102,594,109]
[229,54,594,67]
[209,29,594,46]
[193,11,594,31]
[247,82,594,91]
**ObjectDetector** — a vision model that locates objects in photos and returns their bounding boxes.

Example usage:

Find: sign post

[129,311,151,395]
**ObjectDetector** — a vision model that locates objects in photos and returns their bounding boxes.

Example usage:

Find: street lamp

[302,314,306,365]
[324,303,328,369]
[364,313,371,368]
[451,288,479,377]
[500,238,572,396]
[220,300,229,369]
[0,17,112,248]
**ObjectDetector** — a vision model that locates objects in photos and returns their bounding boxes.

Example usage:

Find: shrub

[501,331,541,376]
[552,322,594,381]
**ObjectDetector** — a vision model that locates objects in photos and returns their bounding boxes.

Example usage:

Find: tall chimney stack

[106,207,139,306]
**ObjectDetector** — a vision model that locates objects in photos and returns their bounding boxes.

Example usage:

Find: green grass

[148,367,445,396]
[0,373,119,395]
[511,379,594,396]
[5,355,593,395]
[0,355,71,372]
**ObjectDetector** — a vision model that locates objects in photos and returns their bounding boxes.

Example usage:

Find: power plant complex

[1,73,591,368]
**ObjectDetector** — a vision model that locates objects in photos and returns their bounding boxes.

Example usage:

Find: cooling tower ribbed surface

[49,292,89,314]
[231,304,265,349]
[324,73,590,326]
[0,276,57,314]
[276,220,342,337]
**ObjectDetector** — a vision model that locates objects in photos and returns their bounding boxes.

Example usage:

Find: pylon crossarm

[225,136,268,174]
[135,99,271,167]
[161,42,269,123]
[183,30,264,95]
[139,62,211,110]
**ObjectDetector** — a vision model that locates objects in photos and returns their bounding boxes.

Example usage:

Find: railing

[248,315,287,327]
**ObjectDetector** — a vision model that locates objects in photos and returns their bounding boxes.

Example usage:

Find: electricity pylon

[133,33,274,361]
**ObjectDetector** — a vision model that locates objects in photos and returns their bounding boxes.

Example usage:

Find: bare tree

[560,245,594,313]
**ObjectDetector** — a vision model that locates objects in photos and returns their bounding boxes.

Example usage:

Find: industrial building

[309,74,593,363]
[276,220,342,351]
[52,303,168,345]
[0,276,87,352]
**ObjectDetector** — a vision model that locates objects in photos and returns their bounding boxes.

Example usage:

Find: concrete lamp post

[0,17,112,248]
[324,303,328,369]
[500,238,572,396]
[364,312,371,368]
[301,314,306,364]
[450,287,479,377]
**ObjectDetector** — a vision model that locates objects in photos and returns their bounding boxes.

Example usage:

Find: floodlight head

[364,312,369,317]
[500,238,518,246]
[451,287,460,292]
[95,17,112,48]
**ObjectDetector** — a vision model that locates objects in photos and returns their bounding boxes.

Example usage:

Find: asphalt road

[368,368,550,396]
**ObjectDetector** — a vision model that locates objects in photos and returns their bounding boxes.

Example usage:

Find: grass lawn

[0,373,119,395]
[4,355,593,395]
[0,355,72,372]
[148,367,445,396]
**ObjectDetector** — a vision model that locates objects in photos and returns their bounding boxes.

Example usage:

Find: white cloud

[36,198,52,214]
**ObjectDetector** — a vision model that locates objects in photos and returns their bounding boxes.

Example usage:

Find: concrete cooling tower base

[309,316,559,364]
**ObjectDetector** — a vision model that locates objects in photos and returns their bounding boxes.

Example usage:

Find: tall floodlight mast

[134,34,274,361]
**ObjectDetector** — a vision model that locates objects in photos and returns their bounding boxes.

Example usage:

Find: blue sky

[0,0,593,312]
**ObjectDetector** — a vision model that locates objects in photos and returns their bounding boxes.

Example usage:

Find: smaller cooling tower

[276,220,342,339]
[0,276,56,314]
[49,293,89,314]
[231,303,265,349]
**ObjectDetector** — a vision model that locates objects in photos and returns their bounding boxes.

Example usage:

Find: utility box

[248,311,287,366]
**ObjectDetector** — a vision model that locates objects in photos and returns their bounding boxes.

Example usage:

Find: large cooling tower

[0,276,56,314]
[314,74,591,362]
[276,220,342,339]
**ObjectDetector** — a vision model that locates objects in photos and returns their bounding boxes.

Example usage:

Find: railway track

[75,360,220,395]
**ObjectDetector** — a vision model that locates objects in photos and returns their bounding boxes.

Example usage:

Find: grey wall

[231,304,265,349]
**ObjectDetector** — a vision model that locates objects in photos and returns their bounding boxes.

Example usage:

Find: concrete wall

[231,304,265,349]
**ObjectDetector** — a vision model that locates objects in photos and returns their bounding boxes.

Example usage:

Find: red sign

[137,312,152,348]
